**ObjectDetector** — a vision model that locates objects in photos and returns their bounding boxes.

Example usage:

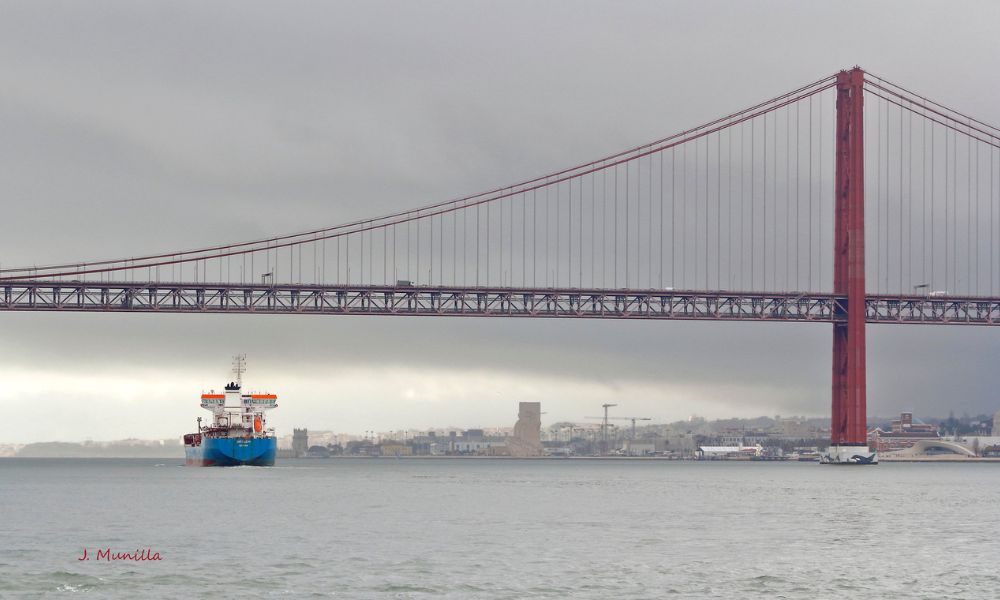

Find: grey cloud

[2,1,1000,440]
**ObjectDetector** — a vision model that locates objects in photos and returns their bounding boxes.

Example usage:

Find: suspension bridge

[4,67,1000,462]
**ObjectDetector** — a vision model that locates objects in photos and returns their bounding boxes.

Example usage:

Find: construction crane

[549,422,601,443]
[585,415,653,440]
[591,403,617,455]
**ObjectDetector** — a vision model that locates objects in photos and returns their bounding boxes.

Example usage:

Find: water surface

[1,458,997,598]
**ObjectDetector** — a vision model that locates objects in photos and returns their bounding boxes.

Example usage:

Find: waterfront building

[449,429,508,455]
[868,412,939,453]
[698,445,761,459]
[951,435,1000,456]
[714,430,772,447]
[622,440,655,456]
[379,443,413,457]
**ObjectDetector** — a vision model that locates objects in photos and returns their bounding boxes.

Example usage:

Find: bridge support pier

[823,67,877,465]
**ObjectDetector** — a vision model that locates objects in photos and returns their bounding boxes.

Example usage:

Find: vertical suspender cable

[682,147,687,288]
[614,166,618,288]
[705,136,711,288]
[695,139,700,287]
[453,203,457,286]
[659,152,664,288]
[476,202,481,286]
[589,168,594,286]
[882,102,892,292]
[671,149,676,287]
[875,98,881,293]
[952,128,957,292]
[975,130,980,295]
[487,195,491,285]
[923,110,929,291]
[945,128,950,291]
[533,188,537,287]
[717,131,721,289]
[763,112,768,290]
[785,105,790,290]
[906,108,912,292]
[818,93,824,289]
[740,123,745,290]
[773,102,778,290]
[899,107,906,293]
[967,133,972,293]
[624,162,627,288]
[462,204,467,285]
[808,96,813,292]
[557,182,561,287]
[602,165,607,287]
[728,127,733,288]
[751,118,756,290]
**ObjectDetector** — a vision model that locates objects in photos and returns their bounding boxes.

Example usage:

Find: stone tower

[508,402,543,457]
[292,428,309,457]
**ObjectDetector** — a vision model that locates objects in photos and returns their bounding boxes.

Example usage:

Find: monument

[508,402,543,457]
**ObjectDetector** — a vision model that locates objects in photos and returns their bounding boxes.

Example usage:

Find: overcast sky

[2,1,1000,443]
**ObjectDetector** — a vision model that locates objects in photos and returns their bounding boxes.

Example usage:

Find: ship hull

[185,436,276,467]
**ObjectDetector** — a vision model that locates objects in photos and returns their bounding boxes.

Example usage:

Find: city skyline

[4,398,995,446]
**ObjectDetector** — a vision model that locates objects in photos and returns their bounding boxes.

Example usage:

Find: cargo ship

[183,355,278,466]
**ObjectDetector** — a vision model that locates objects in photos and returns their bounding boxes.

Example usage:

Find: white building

[698,445,762,459]
[622,441,656,456]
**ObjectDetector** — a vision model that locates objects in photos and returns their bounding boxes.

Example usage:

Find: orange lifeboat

[253,417,262,433]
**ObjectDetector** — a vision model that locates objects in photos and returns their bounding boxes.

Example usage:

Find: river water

[1,458,997,598]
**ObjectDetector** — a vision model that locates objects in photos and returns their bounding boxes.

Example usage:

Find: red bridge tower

[825,67,876,464]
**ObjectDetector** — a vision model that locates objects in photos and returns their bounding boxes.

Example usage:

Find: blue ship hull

[185,436,276,466]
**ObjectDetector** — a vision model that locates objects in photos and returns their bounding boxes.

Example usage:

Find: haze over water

[1,458,997,599]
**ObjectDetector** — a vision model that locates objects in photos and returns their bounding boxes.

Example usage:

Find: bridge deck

[2,281,999,325]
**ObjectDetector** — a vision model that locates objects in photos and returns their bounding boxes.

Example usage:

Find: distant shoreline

[5,455,1000,463]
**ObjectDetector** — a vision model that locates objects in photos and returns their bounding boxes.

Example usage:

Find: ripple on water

[2,459,1000,599]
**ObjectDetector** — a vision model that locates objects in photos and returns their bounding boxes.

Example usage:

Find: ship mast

[232,354,246,386]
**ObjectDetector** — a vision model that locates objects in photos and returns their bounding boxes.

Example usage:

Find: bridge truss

[4,280,1000,325]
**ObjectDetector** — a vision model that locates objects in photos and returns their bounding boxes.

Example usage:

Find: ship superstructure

[183,355,278,466]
